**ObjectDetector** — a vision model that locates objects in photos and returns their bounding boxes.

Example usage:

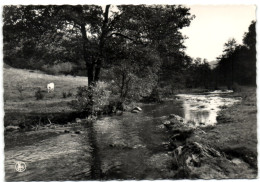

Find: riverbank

[163,86,257,178]
[4,86,257,180]
[193,86,257,168]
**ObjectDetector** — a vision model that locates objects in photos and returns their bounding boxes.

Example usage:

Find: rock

[176,146,184,155]
[216,115,232,123]
[5,125,20,131]
[169,114,185,122]
[131,109,140,113]
[187,120,195,126]
[109,142,129,149]
[112,106,117,113]
[231,158,243,165]
[116,110,123,116]
[133,106,142,111]
[131,106,142,113]
[75,130,81,134]
[75,118,82,123]
[64,130,70,133]
[87,115,97,120]
[163,120,171,125]
[50,125,56,129]
[133,144,146,149]
[157,124,165,129]
[170,129,193,141]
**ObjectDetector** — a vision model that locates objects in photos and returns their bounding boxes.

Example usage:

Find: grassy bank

[4,66,88,102]
[3,66,90,126]
[189,86,257,171]
[4,66,89,114]
[160,86,257,178]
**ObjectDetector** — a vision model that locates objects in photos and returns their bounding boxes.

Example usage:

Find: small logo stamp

[15,161,26,172]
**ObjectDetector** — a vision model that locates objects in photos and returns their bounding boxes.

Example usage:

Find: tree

[243,21,256,51]
[242,21,256,85]
[3,5,194,85]
[184,57,211,89]
[215,21,256,87]
[223,38,237,89]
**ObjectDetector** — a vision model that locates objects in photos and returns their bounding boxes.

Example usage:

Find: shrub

[70,82,111,115]
[62,92,67,98]
[16,83,25,100]
[62,91,73,98]
[42,62,75,75]
[232,82,242,92]
[67,91,72,97]
[107,96,125,112]
[35,88,44,100]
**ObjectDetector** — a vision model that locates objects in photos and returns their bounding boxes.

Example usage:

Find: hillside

[4,67,88,113]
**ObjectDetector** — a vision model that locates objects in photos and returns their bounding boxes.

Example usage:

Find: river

[4,91,240,180]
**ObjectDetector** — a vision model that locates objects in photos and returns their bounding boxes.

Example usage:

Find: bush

[35,88,44,100]
[232,82,242,92]
[107,96,125,112]
[62,91,73,98]
[62,92,67,98]
[42,62,76,75]
[16,83,25,100]
[67,91,72,97]
[70,82,111,115]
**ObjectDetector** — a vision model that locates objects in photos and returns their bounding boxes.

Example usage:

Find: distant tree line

[214,21,256,88]
[167,20,256,91]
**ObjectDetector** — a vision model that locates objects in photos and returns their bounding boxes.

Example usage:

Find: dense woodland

[3,5,256,103]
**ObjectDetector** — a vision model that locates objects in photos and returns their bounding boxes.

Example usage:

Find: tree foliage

[215,21,256,87]
[3,5,195,96]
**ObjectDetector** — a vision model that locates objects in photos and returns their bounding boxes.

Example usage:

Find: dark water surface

[5,92,240,180]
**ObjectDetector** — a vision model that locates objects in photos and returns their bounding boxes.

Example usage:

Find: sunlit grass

[4,67,88,101]
[4,67,91,113]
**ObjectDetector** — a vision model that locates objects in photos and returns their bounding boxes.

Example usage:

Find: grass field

[4,66,88,113]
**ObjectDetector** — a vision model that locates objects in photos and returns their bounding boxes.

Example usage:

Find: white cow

[47,82,55,93]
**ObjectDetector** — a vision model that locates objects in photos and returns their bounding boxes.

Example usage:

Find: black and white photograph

[1,0,258,181]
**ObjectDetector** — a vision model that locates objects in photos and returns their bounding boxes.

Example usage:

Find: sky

[180,5,256,62]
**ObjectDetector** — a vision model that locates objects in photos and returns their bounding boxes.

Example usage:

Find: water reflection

[177,92,240,127]
[93,113,171,179]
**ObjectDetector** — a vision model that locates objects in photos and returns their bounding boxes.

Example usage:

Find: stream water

[4,91,240,180]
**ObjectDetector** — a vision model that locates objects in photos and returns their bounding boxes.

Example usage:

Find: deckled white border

[0,0,259,5]
[0,0,259,182]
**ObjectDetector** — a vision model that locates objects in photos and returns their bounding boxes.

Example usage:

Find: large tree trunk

[94,5,110,83]
[80,23,94,86]
[94,58,101,82]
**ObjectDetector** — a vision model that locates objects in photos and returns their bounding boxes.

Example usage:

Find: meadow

[4,66,88,113]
